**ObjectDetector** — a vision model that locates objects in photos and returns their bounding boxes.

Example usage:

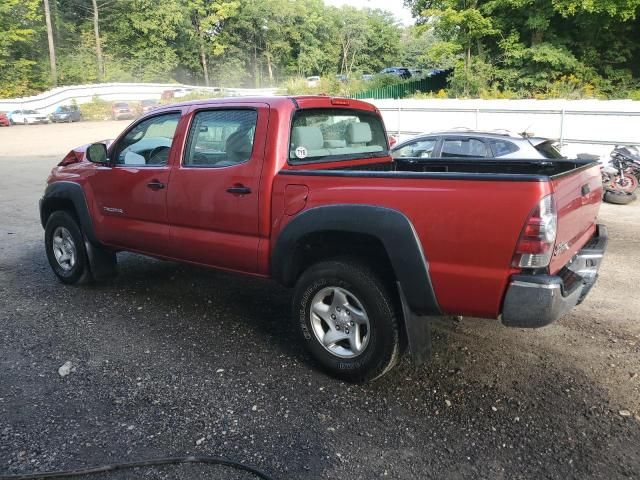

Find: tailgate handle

[581,184,591,196]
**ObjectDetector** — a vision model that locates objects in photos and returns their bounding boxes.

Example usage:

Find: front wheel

[293,258,401,382]
[45,211,92,284]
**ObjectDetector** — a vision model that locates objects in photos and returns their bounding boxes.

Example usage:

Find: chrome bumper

[501,224,608,328]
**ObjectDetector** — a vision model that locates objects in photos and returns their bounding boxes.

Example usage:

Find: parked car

[140,99,159,115]
[51,105,82,123]
[380,67,412,79]
[362,73,374,81]
[161,88,194,100]
[391,129,564,160]
[40,96,606,382]
[306,76,320,87]
[11,109,49,125]
[111,102,134,120]
[0,112,10,127]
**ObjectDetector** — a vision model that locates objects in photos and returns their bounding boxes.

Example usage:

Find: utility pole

[92,0,104,81]
[43,0,57,85]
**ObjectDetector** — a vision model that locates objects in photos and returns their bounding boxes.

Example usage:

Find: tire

[45,211,92,284]
[293,258,401,382]
[603,189,637,205]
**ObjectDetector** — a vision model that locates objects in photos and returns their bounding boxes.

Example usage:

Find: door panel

[166,105,268,273]
[89,111,182,255]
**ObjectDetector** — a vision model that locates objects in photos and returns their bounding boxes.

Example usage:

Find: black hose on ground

[0,456,277,480]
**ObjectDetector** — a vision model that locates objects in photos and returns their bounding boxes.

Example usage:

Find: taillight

[512,194,557,269]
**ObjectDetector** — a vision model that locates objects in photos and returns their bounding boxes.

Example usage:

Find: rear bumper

[501,224,608,328]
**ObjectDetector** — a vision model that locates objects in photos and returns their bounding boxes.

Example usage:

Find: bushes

[79,96,112,121]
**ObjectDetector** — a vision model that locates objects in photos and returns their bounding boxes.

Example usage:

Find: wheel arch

[271,205,441,316]
[40,181,98,244]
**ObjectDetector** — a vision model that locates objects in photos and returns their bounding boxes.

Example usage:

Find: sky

[323,0,416,26]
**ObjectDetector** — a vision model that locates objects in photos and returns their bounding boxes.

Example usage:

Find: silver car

[391,129,563,160]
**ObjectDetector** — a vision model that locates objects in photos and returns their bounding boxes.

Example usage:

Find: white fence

[370,99,640,159]
[0,83,280,114]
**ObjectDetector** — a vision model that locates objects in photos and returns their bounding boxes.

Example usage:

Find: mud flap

[85,238,118,281]
[397,282,432,365]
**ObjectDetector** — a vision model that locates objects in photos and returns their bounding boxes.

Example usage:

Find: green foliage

[2,0,639,99]
[78,95,111,120]
[406,0,640,98]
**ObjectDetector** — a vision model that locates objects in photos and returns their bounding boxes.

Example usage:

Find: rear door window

[441,138,491,158]
[289,108,387,163]
[183,109,258,168]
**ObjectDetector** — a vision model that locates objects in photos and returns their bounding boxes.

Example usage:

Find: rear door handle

[147,180,165,190]
[226,186,251,194]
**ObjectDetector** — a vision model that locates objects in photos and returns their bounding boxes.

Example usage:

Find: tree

[43,0,57,85]
[185,0,238,86]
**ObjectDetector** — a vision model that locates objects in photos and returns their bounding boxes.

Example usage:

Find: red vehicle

[111,102,134,120]
[39,96,607,382]
[0,112,10,127]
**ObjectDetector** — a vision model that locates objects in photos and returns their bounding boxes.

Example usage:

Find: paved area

[0,122,639,479]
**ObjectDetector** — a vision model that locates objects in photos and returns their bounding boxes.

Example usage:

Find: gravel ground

[1,122,639,479]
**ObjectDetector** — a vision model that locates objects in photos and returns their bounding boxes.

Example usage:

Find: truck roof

[152,95,378,113]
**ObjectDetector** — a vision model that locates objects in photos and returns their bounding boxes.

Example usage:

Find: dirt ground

[0,121,639,479]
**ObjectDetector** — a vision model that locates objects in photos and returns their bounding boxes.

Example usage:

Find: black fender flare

[271,204,441,316]
[39,181,98,244]
[39,181,117,280]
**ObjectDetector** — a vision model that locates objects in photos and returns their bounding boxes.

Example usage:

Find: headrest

[291,126,324,150]
[346,123,372,144]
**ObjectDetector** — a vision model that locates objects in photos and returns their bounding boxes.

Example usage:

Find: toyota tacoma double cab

[40,95,607,382]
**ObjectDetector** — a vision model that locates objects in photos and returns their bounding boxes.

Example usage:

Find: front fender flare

[39,181,98,244]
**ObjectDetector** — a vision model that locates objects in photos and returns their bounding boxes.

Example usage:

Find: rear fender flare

[271,204,441,316]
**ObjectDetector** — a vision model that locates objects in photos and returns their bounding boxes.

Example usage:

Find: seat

[225,128,253,164]
[291,126,331,157]
[346,123,372,146]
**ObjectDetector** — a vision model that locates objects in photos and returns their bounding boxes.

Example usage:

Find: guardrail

[369,99,640,158]
[0,83,281,114]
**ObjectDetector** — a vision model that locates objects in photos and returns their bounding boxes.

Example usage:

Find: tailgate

[549,163,602,274]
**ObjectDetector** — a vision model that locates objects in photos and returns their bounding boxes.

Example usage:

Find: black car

[380,67,412,79]
[51,105,82,123]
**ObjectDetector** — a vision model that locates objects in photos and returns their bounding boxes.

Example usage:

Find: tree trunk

[200,40,210,87]
[43,0,57,85]
[266,51,273,84]
[532,30,544,45]
[92,0,104,82]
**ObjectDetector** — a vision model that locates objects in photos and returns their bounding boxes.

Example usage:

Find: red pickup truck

[40,95,607,382]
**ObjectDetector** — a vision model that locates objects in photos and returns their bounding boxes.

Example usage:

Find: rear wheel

[612,173,638,193]
[293,258,401,382]
[45,211,92,284]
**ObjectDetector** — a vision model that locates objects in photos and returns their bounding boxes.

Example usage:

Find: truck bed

[276,158,602,319]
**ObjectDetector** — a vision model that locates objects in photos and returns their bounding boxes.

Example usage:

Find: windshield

[289,108,387,163]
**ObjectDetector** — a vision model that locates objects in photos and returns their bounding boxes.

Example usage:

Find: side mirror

[86,143,108,164]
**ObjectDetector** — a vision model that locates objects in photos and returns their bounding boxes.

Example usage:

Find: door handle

[226,185,251,194]
[147,180,165,190]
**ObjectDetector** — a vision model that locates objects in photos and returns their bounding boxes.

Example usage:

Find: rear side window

[441,138,490,158]
[289,108,387,163]
[392,138,437,159]
[184,109,257,168]
[490,139,519,157]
